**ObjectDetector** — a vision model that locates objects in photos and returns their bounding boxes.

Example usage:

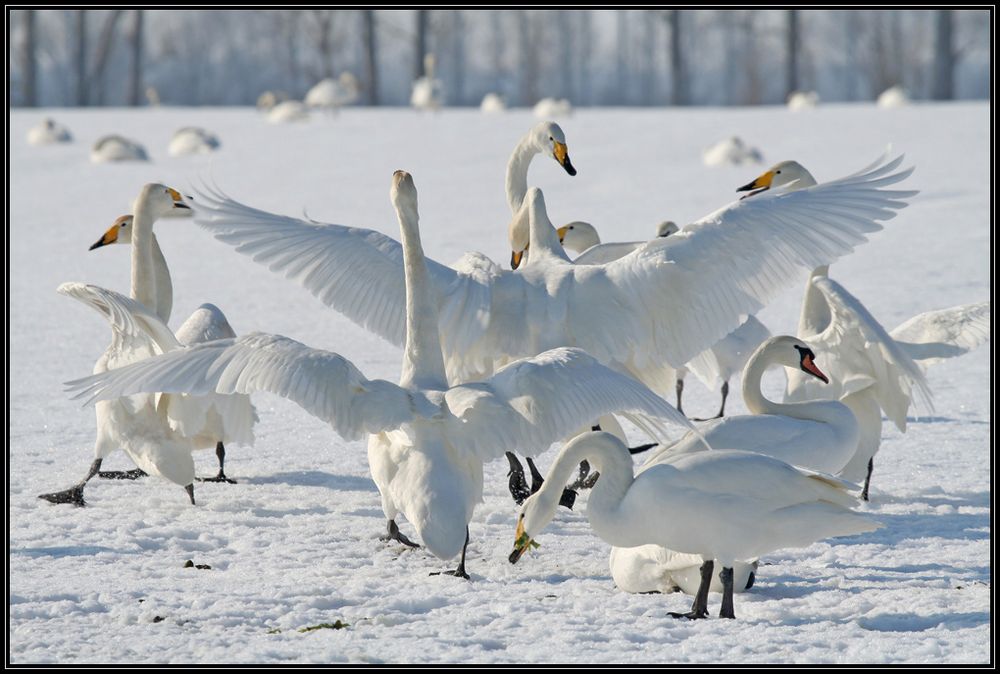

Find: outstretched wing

[443,347,694,460]
[58,282,180,356]
[572,240,646,265]
[599,153,916,379]
[787,275,933,431]
[189,184,494,376]
[65,332,436,440]
[890,301,990,367]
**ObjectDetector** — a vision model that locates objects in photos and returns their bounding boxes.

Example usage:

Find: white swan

[91,135,148,163]
[65,171,694,577]
[702,136,763,167]
[305,73,360,110]
[84,210,257,482]
[787,91,820,110]
[532,97,573,118]
[507,121,577,269]
[27,118,72,145]
[610,546,757,597]
[257,90,289,112]
[168,127,221,156]
[267,100,309,124]
[411,54,445,111]
[186,152,914,406]
[480,93,506,113]
[877,85,910,109]
[510,431,881,619]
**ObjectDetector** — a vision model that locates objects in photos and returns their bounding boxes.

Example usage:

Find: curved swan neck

[150,234,172,324]
[506,134,537,215]
[395,192,448,391]
[742,343,840,423]
[131,197,158,312]
[798,265,831,338]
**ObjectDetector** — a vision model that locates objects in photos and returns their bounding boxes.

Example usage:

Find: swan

[185,151,913,410]
[257,90,289,111]
[83,210,257,483]
[702,136,763,167]
[506,121,577,269]
[559,219,770,419]
[877,85,910,109]
[480,93,506,113]
[509,431,881,619]
[411,54,445,111]
[267,100,309,124]
[532,97,573,118]
[610,546,757,597]
[27,118,72,145]
[787,91,820,110]
[168,127,221,156]
[91,135,148,163]
[65,171,695,578]
[305,73,360,110]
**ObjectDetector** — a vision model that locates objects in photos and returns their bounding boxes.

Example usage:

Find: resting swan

[185,152,915,410]
[509,431,881,619]
[66,171,694,578]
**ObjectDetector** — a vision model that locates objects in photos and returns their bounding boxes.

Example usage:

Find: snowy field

[9,103,990,663]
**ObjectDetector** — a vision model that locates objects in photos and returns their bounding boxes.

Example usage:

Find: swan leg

[198,442,237,484]
[430,528,471,580]
[381,519,420,548]
[185,484,196,505]
[505,452,531,505]
[861,458,874,501]
[717,381,730,418]
[669,559,713,619]
[719,567,736,619]
[38,458,103,506]
[97,467,148,480]
[675,378,685,416]
[745,560,759,590]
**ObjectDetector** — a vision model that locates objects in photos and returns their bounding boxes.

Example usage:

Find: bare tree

[362,9,378,104]
[89,10,125,105]
[415,10,429,78]
[75,10,88,105]
[128,10,144,106]
[786,9,799,97]
[616,10,629,103]
[517,10,540,105]
[666,10,687,105]
[931,10,954,100]
[311,10,337,80]
[557,11,575,102]
[22,10,37,107]
[450,10,465,104]
[579,10,593,105]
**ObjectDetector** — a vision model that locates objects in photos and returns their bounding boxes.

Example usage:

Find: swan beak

[737,170,774,195]
[89,223,120,250]
[553,142,576,176]
[511,250,525,269]
[167,187,191,210]
[556,226,568,243]
[801,353,829,384]
[509,520,536,564]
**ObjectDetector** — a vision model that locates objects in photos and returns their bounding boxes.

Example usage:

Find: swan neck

[526,199,571,265]
[742,345,839,423]
[397,207,448,391]
[131,200,158,312]
[506,135,536,214]
[150,234,172,324]
[798,266,831,338]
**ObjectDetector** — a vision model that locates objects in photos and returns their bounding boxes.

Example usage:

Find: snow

[9,103,990,664]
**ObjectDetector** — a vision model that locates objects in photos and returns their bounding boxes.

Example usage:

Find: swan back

[91,135,148,163]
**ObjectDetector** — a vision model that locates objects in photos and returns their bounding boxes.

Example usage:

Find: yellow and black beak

[167,187,191,210]
[737,170,773,197]
[509,517,538,564]
[556,226,568,244]
[553,142,576,176]
[511,249,525,270]
[89,223,121,251]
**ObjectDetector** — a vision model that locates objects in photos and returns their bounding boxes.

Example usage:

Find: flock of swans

[40,121,988,621]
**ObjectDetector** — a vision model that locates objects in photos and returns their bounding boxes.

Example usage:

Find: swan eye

[549,136,553,141]
[776,170,782,174]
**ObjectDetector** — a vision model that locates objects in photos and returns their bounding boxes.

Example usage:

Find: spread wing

[890,301,990,367]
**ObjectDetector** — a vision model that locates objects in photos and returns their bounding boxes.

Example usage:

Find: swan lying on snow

[533,97,572,118]
[184,152,916,409]
[787,90,819,110]
[27,118,72,144]
[267,100,309,124]
[702,136,763,167]
[91,135,148,162]
[168,127,221,156]
[66,171,694,578]
[510,431,881,619]
[480,93,506,113]
[877,85,910,108]
[305,73,360,110]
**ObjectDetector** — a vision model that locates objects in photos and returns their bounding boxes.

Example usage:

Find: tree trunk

[89,9,124,105]
[616,10,628,104]
[579,10,593,105]
[415,10,429,78]
[128,10,143,106]
[786,9,799,98]
[451,10,464,105]
[362,9,378,104]
[75,11,88,106]
[22,10,37,107]
[315,10,335,79]
[931,10,954,100]
[667,10,686,105]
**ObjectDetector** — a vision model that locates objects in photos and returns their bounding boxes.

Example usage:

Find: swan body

[67,172,694,573]
[877,86,910,109]
[511,431,881,618]
[267,100,309,124]
[91,135,148,163]
[610,546,756,596]
[168,127,220,156]
[411,54,444,111]
[787,91,820,110]
[27,118,72,145]
[533,98,573,118]
[187,152,913,402]
[702,136,763,167]
[305,73,360,110]
[480,93,506,113]
[257,90,289,111]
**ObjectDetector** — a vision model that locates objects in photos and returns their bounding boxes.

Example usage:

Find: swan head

[133,183,191,219]
[557,221,600,254]
[532,121,576,176]
[765,335,829,384]
[656,221,679,238]
[509,490,558,565]
[89,214,134,250]
[737,161,818,197]
[391,170,419,224]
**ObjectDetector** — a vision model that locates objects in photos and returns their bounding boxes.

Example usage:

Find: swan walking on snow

[66,171,694,579]
[510,431,881,619]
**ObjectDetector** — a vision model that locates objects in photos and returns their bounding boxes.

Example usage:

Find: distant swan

[91,135,148,163]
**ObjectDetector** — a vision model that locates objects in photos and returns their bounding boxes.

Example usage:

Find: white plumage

[27,118,72,145]
[168,127,221,156]
[91,134,148,163]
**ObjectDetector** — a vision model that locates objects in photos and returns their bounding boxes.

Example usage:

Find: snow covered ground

[9,103,990,664]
